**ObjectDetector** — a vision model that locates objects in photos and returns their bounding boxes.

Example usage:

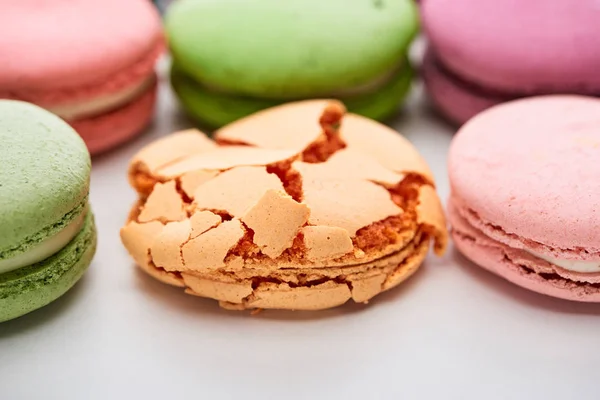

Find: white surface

[2,76,600,400]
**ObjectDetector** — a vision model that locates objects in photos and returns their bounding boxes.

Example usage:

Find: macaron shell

[170,67,278,128]
[122,212,431,310]
[166,0,418,98]
[0,212,96,322]
[448,95,600,253]
[0,101,90,258]
[70,79,157,155]
[422,0,600,93]
[422,50,499,125]
[0,0,162,92]
[449,203,600,302]
[171,65,414,128]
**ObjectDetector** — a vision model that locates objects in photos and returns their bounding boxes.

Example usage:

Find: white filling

[198,62,402,97]
[328,65,402,97]
[48,75,155,120]
[527,249,600,273]
[0,209,87,274]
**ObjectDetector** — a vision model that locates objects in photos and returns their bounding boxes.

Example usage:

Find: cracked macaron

[0,0,164,154]
[165,0,419,127]
[0,100,97,322]
[449,95,600,302]
[121,99,447,311]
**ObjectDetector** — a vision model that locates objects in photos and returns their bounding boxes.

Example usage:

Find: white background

[1,60,600,400]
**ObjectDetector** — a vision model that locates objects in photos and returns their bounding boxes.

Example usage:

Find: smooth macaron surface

[0,101,90,261]
[166,0,418,99]
[449,96,600,254]
[0,0,162,97]
[422,0,600,94]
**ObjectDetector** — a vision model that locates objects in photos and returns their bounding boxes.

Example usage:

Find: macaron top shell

[0,100,90,258]
[0,0,162,94]
[127,100,447,266]
[449,96,600,254]
[422,0,600,93]
[166,0,418,98]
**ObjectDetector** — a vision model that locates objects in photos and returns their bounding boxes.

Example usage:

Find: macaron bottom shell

[129,217,430,311]
[448,201,600,303]
[170,64,414,128]
[0,213,97,322]
[422,51,501,125]
[70,79,158,155]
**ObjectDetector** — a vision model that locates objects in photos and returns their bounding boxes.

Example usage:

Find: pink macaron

[448,95,600,302]
[421,0,600,125]
[0,0,164,154]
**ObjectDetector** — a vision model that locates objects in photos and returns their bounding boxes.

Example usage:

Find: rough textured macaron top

[166,0,418,98]
[124,100,446,287]
[449,95,600,256]
[0,100,90,259]
[422,0,600,93]
[0,0,162,100]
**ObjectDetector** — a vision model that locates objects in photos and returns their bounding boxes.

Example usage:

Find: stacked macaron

[0,100,97,322]
[449,95,600,302]
[421,0,600,124]
[0,0,164,154]
[121,100,447,310]
[165,0,420,127]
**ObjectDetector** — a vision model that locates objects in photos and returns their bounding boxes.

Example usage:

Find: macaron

[121,100,447,311]
[165,0,419,127]
[421,0,600,125]
[0,0,164,154]
[0,100,97,322]
[448,95,600,302]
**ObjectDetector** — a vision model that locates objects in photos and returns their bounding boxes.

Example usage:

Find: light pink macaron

[0,0,164,154]
[448,95,600,302]
[421,0,600,125]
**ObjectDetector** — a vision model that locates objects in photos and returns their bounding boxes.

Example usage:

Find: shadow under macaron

[0,272,91,337]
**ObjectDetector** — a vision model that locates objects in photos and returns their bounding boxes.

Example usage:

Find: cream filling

[197,61,403,98]
[526,249,600,273]
[0,209,87,274]
[329,64,402,97]
[49,75,155,120]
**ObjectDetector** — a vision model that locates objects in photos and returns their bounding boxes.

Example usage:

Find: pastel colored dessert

[0,0,164,154]
[121,100,447,311]
[0,101,97,322]
[449,95,600,302]
[421,0,600,125]
[165,0,419,127]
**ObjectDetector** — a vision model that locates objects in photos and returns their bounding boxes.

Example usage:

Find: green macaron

[0,100,97,322]
[166,0,419,127]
